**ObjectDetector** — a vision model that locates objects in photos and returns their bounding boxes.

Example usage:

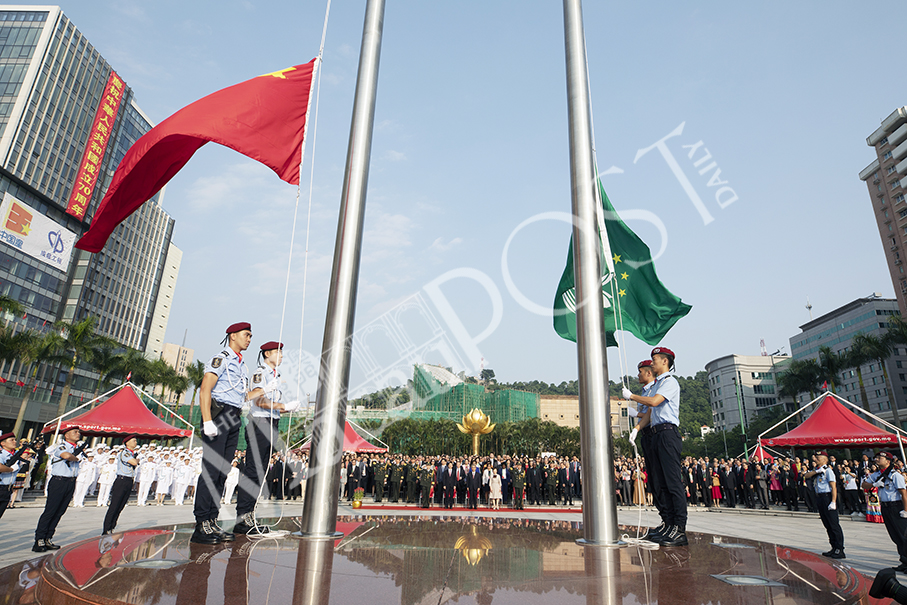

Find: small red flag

[126,371,132,381]
[0,377,7,383]
[822,381,828,390]
[15,380,24,387]
[76,60,317,253]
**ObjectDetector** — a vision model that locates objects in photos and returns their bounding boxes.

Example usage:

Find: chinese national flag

[77,60,317,252]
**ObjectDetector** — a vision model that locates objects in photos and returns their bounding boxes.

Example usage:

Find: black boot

[43,539,61,550]
[32,540,46,553]
[209,518,235,542]
[655,526,689,547]
[191,519,224,545]
[642,523,667,541]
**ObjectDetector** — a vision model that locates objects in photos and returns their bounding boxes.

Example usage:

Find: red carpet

[357,503,582,513]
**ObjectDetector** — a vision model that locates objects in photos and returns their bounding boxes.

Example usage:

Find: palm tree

[55,316,107,418]
[0,295,24,326]
[185,360,205,425]
[817,346,843,393]
[843,336,874,414]
[12,331,67,434]
[859,333,902,429]
[114,348,152,386]
[90,341,123,399]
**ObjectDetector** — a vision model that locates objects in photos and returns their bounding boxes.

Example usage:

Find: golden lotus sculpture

[454,525,493,566]
[457,408,495,456]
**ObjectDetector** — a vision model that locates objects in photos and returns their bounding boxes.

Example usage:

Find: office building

[704,354,793,432]
[0,6,179,435]
[160,342,193,405]
[860,107,907,316]
[789,295,906,425]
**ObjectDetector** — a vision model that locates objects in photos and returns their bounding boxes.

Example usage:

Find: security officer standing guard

[193,322,252,545]
[512,464,526,510]
[103,435,139,534]
[862,452,906,569]
[419,464,433,508]
[622,347,687,547]
[233,341,299,535]
[0,431,33,519]
[389,458,404,502]
[373,458,388,503]
[804,450,844,559]
[34,426,86,552]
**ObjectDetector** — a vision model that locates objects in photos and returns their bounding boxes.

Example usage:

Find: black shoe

[655,526,689,547]
[895,562,907,573]
[209,518,235,542]
[642,523,667,541]
[191,519,225,545]
[828,549,845,560]
[32,540,46,553]
[43,539,61,550]
[233,513,268,535]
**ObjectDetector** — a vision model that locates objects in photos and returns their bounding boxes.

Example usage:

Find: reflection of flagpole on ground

[583,545,622,605]
[292,537,334,605]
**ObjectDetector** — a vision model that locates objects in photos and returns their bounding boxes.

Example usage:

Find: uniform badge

[253,374,262,384]
[211,357,223,368]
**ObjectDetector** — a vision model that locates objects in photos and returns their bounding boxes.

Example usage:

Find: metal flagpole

[298,0,386,538]
[562,0,620,546]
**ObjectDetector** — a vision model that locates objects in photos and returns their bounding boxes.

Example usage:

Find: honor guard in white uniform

[233,341,300,535]
[34,426,86,552]
[96,455,117,507]
[103,436,139,534]
[192,321,251,544]
[137,455,157,506]
[73,452,97,507]
[863,451,907,570]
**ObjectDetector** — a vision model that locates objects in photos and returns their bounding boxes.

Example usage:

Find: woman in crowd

[488,468,502,510]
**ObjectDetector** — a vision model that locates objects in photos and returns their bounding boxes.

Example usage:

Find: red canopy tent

[762,394,907,448]
[298,421,387,453]
[749,442,774,463]
[42,385,192,438]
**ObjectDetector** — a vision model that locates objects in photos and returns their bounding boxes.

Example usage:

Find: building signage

[0,192,76,271]
[65,71,125,220]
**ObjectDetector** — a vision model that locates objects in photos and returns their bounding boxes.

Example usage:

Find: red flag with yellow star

[76,60,317,252]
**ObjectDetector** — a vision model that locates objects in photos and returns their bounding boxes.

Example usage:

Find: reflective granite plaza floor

[0,515,891,604]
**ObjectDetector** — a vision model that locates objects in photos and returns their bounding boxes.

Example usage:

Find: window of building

[892,180,903,190]
[897,193,906,204]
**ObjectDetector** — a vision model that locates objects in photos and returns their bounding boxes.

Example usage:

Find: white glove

[900,510,907,519]
[629,428,638,443]
[282,400,301,412]
[622,387,633,400]
[264,377,281,395]
[874,480,885,488]
[627,407,639,418]
[203,421,218,437]
[828,501,836,511]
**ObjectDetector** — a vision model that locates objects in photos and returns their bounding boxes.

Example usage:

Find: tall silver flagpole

[562,0,620,546]
[299,0,386,537]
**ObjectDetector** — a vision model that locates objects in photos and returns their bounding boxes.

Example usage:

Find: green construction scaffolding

[409,365,539,424]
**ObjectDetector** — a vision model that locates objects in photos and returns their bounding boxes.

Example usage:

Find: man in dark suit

[558,462,574,506]
[722,463,736,508]
[570,457,582,499]
[528,460,542,506]
[500,463,512,506]
[442,462,457,509]
[466,463,481,509]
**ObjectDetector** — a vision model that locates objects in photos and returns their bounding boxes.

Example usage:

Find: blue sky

[48,1,903,398]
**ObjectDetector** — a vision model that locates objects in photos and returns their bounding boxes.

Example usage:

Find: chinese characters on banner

[65,71,125,220]
[0,192,76,270]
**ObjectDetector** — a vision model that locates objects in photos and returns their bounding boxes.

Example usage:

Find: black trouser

[529,481,541,505]
[36,476,76,541]
[103,475,134,533]
[0,484,10,519]
[194,405,241,522]
[389,479,400,502]
[641,430,667,515]
[725,484,737,507]
[816,492,844,550]
[648,424,687,529]
[881,501,907,564]
[374,479,384,503]
[237,415,278,516]
[785,485,799,510]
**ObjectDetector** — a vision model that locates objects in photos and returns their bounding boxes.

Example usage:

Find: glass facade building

[0,6,180,435]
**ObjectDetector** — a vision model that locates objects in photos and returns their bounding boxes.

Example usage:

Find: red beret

[226,322,251,334]
[123,435,138,445]
[0,432,15,443]
[816,450,828,457]
[260,341,284,352]
[637,360,653,369]
[651,347,675,359]
[877,452,895,461]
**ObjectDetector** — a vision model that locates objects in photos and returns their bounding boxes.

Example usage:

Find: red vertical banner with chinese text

[65,71,125,220]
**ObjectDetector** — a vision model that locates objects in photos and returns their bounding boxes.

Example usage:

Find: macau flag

[553,179,691,345]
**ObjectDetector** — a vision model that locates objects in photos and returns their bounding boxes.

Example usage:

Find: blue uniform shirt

[250,364,282,419]
[0,448,19,486]
[635,381,653,426]
[869,469,906,502]
[206,348,248,408]
[50,441,79,478]
[117,448,137,478]
[650,372,681,427]
[814,466,835,493]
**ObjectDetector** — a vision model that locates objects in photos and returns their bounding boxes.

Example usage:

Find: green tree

[817,346,842,393]
[859,332,901,428]
[846,334,876,415]
[12,331,67,434]
[185,360,206,425]
[89,340,123,400]
[55,317,107,418]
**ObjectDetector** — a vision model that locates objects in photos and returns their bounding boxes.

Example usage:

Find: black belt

[650,423,677,433]
[641,426,653,436]
[116,475,134,480]
[881,500,903,507]
[51,476,76,482]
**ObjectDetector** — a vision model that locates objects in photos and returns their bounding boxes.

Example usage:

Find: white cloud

[382,150,406,162]
[429,237,462,253]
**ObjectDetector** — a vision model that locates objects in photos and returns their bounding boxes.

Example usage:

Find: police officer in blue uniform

[862,451,907,570]
[234,341,300,535]
[0,431,34,519]
[34,426,86,552]
[622,347,687,546]
[623,360,666,540]
[192,322,251,545]
[804,450,845,559]
[102,435,140,535]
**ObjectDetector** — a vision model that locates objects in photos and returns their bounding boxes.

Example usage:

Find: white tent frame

[290,417,389,452]
[757,390,907,463]
[44,381,195,451]
[741,442,786,461]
